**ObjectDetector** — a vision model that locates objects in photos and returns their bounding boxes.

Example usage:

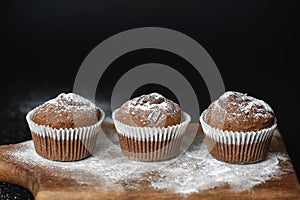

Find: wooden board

[0,123,300,200]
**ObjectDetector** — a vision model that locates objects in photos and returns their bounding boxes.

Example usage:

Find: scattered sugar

[128,93,173,111]
[212,91,275,119]
[129,101,170,111]
[10,91,284,195]
[36,93,98,114]
[48,93,92,103]
[6,129,286,195]
[220,91,274,113]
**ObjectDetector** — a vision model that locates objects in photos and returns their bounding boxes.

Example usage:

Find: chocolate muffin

[115,92,182,128]
[32,93,101,129]
[200,91,277,164]
[26,93,105,161]
[112,93,191,161]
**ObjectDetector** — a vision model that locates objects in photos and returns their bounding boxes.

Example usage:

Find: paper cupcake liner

[112,109,191,161]
[26,105,105,161]
[199,110,277,164]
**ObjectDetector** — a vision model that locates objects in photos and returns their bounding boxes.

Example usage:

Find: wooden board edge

[34,188,300,200]
[0,152,39,196]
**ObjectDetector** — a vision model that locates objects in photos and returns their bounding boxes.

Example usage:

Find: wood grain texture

[0,123,300,200]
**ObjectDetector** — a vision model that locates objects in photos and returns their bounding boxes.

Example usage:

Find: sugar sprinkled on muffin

[112,92,191,161]
[32,93,101,129]
[116,92,182,128]
[205,91,275,132]
[26,92,105,161]
[200,91,277,164]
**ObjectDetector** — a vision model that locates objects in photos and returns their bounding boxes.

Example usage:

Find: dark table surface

[0,88,60,200]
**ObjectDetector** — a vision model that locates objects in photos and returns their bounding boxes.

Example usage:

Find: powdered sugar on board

[6,129,287,195]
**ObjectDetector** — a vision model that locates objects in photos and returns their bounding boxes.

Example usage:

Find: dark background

[1,1,299,199]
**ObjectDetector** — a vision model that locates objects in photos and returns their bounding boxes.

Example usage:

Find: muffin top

[115,92,182,128]
[32,93,101,129]
[205,91,276,132]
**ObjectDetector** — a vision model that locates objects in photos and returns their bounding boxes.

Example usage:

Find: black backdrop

[1,1,299,199]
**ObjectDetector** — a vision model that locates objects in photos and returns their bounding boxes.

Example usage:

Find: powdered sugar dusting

[6,129,286,195]
[47,93,95,107]
[221,91,273,113]
[36,93,98,114]
[213,91,275,120]
[128,93,174,111]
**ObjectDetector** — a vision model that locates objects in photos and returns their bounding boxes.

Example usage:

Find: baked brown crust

[32,93,101,129]
[205,91,275,132]
[116,93,182,128]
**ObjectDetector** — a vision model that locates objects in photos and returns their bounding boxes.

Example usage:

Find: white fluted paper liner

[112,109,191,161]
[199,110,277,145]
[26,105,105,161]
[112,109,191,142]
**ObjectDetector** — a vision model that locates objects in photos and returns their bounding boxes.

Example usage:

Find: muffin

[199,91,277,164]
[112,92,191,161]
[26,93,105,161]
